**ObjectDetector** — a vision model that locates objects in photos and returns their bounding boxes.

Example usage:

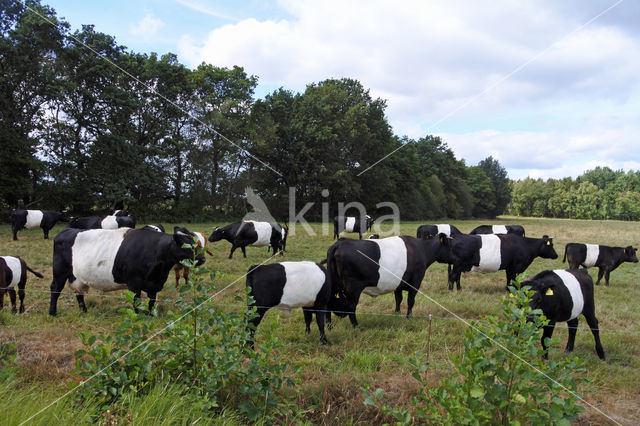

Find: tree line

[3,1,638,224]
[509,167,640,220]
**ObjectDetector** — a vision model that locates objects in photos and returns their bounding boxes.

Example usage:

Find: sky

[42,0,640,180]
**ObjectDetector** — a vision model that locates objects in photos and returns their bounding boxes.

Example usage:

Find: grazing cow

[470,224,526,237]
[416,224,463,240]
[325,234,451,328]
[246,261,331,348]
[333,215,373,240]
[48,226,204,315]
[208,221,288,259]
[447,234,558,290]
[524,269,605,360]
[10,209,69,240]
[173,231,213,286]
[67,214,137,230]
[0,256,43,313]
[563,243,638,286]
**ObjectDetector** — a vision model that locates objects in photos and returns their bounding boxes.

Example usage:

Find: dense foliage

[73,253,297,422]
[509,167,640,220]
[363,283,590,424]
[1,0,509,221]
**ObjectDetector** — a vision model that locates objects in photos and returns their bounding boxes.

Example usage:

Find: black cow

[10,209,69,240]
[524,269,605,360]
[447,234,558,290]
[470,224,526,237]
[333,215,373,240]
[0,256,43,313]
[325,234,451,328]
[208,221,288,259]
[48,226,204,315]
[246,261,331,348]
[416,224,463,240]
[563,243,638,286]
[67,214,136,229]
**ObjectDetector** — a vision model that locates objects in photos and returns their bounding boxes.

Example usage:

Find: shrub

[363,281,591,425]
[73,244,297,422]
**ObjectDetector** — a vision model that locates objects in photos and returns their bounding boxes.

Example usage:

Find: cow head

[539,235,559,260]
[624,246,639,263]
[59,210,70,222]
[208,226,226,242]
[327,289,355,318]
[173,226,206,266]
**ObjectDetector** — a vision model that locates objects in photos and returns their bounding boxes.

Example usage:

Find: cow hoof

[320,337,329,345]
[327,323,333,331]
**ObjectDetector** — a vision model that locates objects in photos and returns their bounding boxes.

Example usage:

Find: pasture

[1,217,639,424]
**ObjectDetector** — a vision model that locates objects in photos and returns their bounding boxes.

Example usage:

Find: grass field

[1,217,639,424]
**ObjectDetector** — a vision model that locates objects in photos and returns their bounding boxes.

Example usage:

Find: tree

[478,156,510,218]
[0,0,65,208]
[466,166,495,218]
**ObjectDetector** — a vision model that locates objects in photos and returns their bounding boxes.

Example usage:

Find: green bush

[73,244,297,422]
[363,281,591,425]
[0,341,17,383]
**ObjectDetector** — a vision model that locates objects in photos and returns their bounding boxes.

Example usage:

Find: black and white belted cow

[208,221,288,259]
[0,256,43,313]
[48,226,204,315]
[563,243,638,286]
[325,234,451,328]
[524,268,605,360]
[446,234,558,290]
[416,224,463,240]
[333,215,373,240]
[67,214,136,230]
[10,209,69,240]
[246,261,331,348]
[470,224,526,237]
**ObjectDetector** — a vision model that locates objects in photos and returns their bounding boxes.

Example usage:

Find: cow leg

[228,245,237,259]
[326,311,333,330]
[133,291,143,313]
[48,277,67,316]
[604,269,611,287]
[541,321,556,360]
[147,291,158,313]
[43,228,50,239]
[394,289,403,312]
[12,226,18,241]
[8,288,17,313]
[449,266,462,291]
[583,312,605,359]
[406,289,417,318]
[565,318,578,353]
[174,266,181,287]
[247,306,268,349]
[348,311,359,328]
[183,267,190,285]
[18,284,25,313]
[595,268,604,286]
[303,308,313,333]
[315,310,329,345]
[0,289,4,310]
[241,246,247,258]
[75,293,87,313]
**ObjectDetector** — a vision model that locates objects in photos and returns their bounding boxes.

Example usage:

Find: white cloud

[176,0,640,179]
[129,14,164,39]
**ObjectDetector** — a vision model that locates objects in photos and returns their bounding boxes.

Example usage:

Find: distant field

[1,217,639,424]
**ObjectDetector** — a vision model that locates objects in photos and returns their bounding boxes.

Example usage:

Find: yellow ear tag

[336,294,340,299]
[546,241,551,245]
[545,288,554,296]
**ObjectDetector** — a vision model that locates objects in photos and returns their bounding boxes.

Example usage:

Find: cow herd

[3,209,639,360]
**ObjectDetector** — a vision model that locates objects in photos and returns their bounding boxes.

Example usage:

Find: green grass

[1,217,639,424]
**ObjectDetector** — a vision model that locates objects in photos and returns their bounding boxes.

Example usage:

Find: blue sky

[43,0,640,180]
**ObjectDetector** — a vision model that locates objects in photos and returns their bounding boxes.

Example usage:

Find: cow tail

[562,245,567,263]
[26,265,44,278]
[325,244,341,295]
